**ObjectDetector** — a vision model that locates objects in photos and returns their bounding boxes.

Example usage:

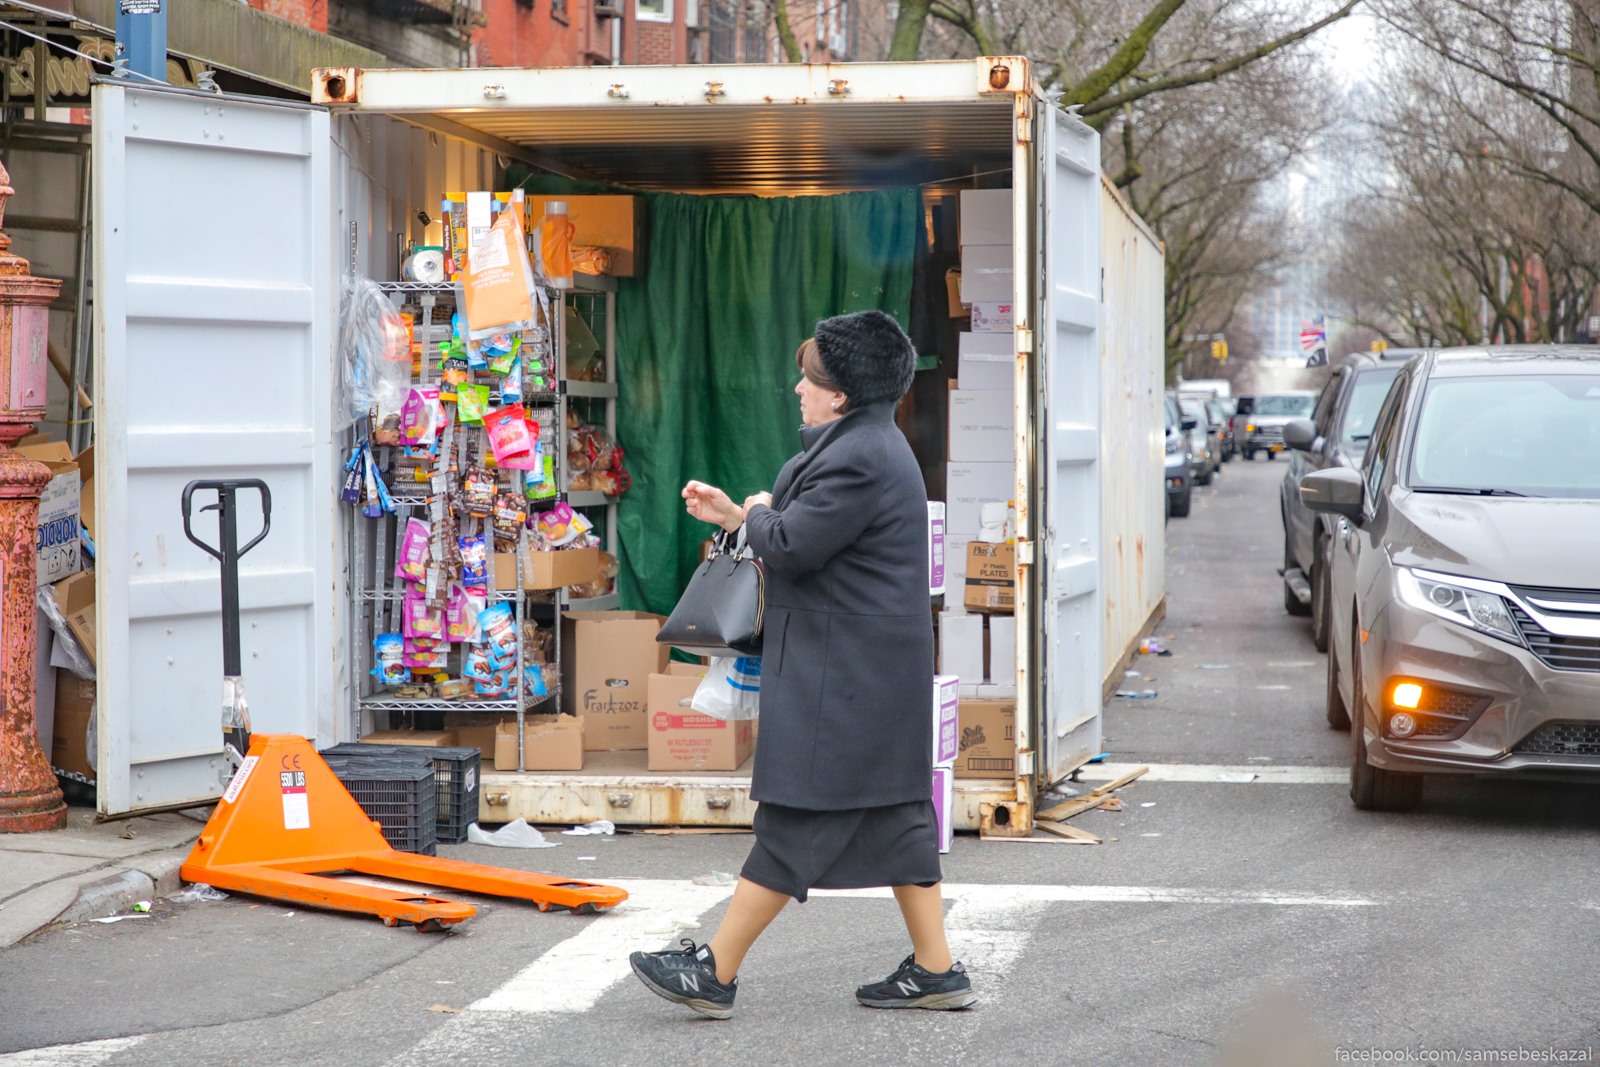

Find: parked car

[1204,398,1234,462]
[1239,391,1316,459]
[1279,349,1425,646]
[1302,345,1600,811]
[1164,393,1194,518]
[1179,396,1220,486]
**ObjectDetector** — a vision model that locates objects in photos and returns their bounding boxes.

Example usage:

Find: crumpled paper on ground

[467,818,558,848]
[562,819,615,836]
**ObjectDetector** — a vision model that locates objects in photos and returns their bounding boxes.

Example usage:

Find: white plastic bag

[690,657,761,721]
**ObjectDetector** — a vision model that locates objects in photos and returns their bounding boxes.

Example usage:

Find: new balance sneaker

[629,940,737,1020]
[855,955,976,1010]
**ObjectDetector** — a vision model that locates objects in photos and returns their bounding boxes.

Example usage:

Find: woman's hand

[743,492,773,513]
[683,480,745,532]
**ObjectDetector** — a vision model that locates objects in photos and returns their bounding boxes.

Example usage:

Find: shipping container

[87,59,1163,834]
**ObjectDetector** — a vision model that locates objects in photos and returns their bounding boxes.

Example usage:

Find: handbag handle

[712,525,754,560]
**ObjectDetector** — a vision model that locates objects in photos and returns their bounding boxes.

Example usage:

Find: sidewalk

[0,806,203,948]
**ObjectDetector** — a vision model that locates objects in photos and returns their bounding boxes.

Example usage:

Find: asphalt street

[4,456,1600,1066]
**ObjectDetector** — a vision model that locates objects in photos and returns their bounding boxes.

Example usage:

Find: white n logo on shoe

[678,973,701,993]
[895,978,921,996]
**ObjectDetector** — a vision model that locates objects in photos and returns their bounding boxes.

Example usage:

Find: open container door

[1032,103,1103,786]
[92,82,336,816]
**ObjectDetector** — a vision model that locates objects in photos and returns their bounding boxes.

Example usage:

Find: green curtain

[611,189,919,616]
[506,173,919,615]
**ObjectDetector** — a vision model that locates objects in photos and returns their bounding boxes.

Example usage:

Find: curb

[53,847,192,929]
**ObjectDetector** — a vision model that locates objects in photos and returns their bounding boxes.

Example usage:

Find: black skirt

[740,799,943,903]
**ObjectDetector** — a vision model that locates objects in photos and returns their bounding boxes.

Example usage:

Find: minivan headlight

[1396,568,1522,644]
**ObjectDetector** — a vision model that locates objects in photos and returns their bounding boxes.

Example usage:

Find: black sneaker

[629,940,737,1020]
[855,955,976,1010]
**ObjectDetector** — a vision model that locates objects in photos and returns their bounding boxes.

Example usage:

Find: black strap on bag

[657,526,765,658]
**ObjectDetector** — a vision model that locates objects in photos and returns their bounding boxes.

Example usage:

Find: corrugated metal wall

[1098,176,1166,690]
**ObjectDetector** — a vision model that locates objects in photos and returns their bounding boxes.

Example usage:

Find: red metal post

[0,159,67,833]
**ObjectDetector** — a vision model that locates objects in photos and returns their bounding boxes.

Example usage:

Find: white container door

[92,83,335,816]
[1034,105,1103,785]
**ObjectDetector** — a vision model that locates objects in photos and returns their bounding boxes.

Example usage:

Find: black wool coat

[742,401,934,811]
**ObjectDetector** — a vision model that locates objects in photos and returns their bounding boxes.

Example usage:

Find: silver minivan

[1302,346,1600,810]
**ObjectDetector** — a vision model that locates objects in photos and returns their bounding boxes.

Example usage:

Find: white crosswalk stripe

[0,1037,148,1066]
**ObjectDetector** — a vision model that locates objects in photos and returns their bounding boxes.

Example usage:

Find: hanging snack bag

[394,517,432,582]
[371,633,409,686]
[403,644,447,671]
[525,452,559,501]
[459,534,489,586]
[457,382,491,426]
[464,466,498,517]
[438,356,469,402]
[493,492,527,551]
[501,354,524,405]
[402,387,443,447]
[462,643,495,681]
[479,602,518,663]
[403,587,445,640]
[523,663,549,698]
[483,404,533,466]
[461,202,539,339]
[475,667,513,697]
[446,582,487,643]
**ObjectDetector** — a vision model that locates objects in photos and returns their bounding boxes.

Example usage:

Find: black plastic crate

[321,757,438,856]
[320,744,481,844]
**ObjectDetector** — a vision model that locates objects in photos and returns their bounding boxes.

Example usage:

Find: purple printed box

[933,674,960,767]
[928,501,947,596]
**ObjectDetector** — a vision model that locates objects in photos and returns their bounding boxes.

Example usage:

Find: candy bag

[475,668,513,697]
[438,356,469,403]
[394,517,431,582]
[501,354,524,405]
[446,582,486,642]
[462,644,495,681]
[459,534,489,587]
[483,404,533,466]
[479,602,518,663]
[464,467,498,517]
[403,587,444,639]
[493,493,527,551]
[457,383,491,425]
[402,387,442,447]
[371,633,409,686]
[403,645,447,670]
[523,663,549,698]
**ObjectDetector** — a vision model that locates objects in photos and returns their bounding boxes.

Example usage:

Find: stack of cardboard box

[931,675,959,852]
[934,190,1020,784]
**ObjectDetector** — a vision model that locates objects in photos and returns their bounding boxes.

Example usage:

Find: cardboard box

[946,535,974,605]
[955,698,1016,779]
[945,267,965,317]
[945,462,1011,536]
[959,189,1013,248]
[933,674,960,767]
[932,765,955,853]
[970,302,1014,333]
[452,717,509,765]
[525,195,644,276]
[958,331,1013,391]
[77,445,95,542]
[928,501,946,597]
[965,542,1016,613]
[647,664,754,772]
[359,729,460,746]
[937,612,983,685]
[50,570,95,668]
[52,672,95,779]
[18,441,81,587]
[959,245,1014,303]
[495,715,584,771]
[493,545,603,591]
[561,610,669,750]
[987,615,1016,684]
[948,390,1015,464]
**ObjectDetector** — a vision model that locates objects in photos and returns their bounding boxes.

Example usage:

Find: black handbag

[657,527,765,658]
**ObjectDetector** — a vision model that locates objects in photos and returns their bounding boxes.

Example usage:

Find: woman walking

[629,309,974,1019]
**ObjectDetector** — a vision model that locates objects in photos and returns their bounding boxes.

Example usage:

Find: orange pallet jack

[176,480,627,929]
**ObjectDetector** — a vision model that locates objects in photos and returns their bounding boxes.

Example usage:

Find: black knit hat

[813,310,917,407]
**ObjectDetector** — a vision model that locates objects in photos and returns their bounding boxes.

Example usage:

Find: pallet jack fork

[177,480,627,929]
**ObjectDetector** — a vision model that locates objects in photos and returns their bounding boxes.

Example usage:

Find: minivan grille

[1515,722,1600,757]
[1507,604,1600,672]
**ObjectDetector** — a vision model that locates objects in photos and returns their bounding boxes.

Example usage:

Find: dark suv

[1279,349,1427,648]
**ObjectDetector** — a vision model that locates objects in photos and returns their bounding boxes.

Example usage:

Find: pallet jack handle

[181,479,272,676]
[182,479,271,766]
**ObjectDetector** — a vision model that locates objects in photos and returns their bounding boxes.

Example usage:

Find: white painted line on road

[468,878,734,1014]
[1076,762,1347,785]
[0,1037,147,1065]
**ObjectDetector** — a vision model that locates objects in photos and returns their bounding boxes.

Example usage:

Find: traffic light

[1210,339,1228,362]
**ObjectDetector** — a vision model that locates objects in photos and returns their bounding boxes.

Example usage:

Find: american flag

[1299,315,1327,351]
